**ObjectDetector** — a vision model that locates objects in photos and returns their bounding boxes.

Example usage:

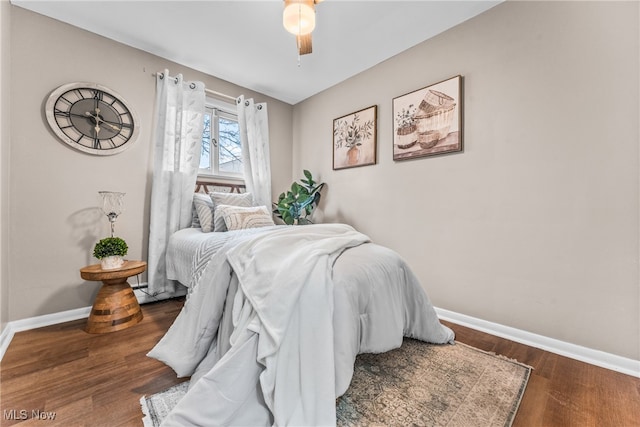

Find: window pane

[218,118,242,174]
[200,103,243,178]
[200,112,212,170]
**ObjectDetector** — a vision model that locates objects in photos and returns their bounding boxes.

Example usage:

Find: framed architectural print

[393,75,463,161]
[333,105,377,170]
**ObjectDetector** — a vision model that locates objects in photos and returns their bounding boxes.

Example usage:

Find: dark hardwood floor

[1,300,638,426]
[440,320,640,427]
[0,299,186,427]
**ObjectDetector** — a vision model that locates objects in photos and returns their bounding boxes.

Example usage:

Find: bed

[147,183,455,426]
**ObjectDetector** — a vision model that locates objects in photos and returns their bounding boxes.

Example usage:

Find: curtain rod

[152,72,237,103]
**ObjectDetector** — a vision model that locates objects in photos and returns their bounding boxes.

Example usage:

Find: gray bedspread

[148,224,454,426]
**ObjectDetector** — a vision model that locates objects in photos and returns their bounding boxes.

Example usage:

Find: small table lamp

[99,191,125,237]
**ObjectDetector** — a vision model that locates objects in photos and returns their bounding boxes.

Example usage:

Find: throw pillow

[191,193,211,228]
[210,192,254,232]
[215,205,275,231]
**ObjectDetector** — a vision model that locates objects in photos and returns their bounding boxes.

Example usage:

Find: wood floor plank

[512,374,549,427]
[1,300,638,427]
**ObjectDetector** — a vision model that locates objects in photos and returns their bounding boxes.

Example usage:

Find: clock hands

[85,110,101,136]
[100,119,126,130]
[68,112,91,119]
[102,121,122,131]
[84,108,121,133]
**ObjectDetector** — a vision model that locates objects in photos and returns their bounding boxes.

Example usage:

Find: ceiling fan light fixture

[283,0,315,36]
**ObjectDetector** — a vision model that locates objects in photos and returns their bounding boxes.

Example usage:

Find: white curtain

[147,70,205,296]
[236,95,272,210]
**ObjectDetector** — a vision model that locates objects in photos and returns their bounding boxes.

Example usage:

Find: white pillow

[215,205,275,231]
[191,193,211,228]
[193,193,214,232]
[210,192,254,232]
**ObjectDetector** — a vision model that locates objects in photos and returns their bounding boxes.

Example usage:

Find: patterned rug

[141,339,531,427]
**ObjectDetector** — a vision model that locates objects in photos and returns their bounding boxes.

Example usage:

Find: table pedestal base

[85,278,143,334]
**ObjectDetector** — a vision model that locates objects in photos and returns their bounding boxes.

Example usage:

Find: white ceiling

[11,0,501,105]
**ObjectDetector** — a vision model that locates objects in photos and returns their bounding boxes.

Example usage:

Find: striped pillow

[192,193,213,228]
[193,193,214,232]
[215,205,275,231]
[210,192,254,232]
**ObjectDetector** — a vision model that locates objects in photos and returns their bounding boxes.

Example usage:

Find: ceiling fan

[283,0,323,56]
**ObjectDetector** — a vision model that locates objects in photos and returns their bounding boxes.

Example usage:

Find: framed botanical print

[393,75,463,161]
[333,105,377,170]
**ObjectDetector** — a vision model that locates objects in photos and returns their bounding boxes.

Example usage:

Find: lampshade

[283,0,315,36]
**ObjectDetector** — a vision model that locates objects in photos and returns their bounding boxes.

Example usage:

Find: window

[200,100,243,178]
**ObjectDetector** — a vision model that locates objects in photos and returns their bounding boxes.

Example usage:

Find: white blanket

[148,224,454,426]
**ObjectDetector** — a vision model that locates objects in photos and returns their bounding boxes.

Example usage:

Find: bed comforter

[148,223,454,426]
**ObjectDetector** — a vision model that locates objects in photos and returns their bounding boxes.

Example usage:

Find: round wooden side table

[80,260,146,334]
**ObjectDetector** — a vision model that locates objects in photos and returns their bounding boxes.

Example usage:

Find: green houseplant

[93,237,128,270]
[273,170,325,225]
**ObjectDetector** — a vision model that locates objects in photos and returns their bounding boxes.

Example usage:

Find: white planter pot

[101,255,124,270]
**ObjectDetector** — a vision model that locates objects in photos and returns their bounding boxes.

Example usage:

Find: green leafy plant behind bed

[273,170,325,225]
[93,237,128,259]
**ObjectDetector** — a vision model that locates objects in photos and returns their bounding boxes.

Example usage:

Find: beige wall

[6,7,292,321]
[293,1,639,360]
[5,2,639,362]
[0,0,11,330]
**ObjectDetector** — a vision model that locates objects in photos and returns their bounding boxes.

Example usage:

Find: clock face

[45,82,139,155]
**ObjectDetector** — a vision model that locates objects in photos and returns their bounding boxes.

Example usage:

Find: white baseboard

[0,282,186,361]
[2,299,638,378]
[0,323,15,361]
[435,307,640,378]
[0,306,91,360]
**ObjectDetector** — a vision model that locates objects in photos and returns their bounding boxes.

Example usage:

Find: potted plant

[395,104,417,149]
[93,237,128,270]
[334,113,374,166]
[273,170,325,225]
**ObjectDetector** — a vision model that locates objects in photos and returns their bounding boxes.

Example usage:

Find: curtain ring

[174,77,179,84]
[257,105,262,110]
[245,101,250,107]
[159,72,165,80]
[190,82,196,90]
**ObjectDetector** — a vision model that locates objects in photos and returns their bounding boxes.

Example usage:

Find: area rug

[141,339,531,426]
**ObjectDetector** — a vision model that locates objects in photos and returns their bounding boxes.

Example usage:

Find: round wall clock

[45,82,140,156]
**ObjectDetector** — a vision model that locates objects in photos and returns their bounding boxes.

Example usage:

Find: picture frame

[393,75,463,161]
[333,105,377,170]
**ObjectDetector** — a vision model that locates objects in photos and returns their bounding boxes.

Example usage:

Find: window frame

[198,98,244,181]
